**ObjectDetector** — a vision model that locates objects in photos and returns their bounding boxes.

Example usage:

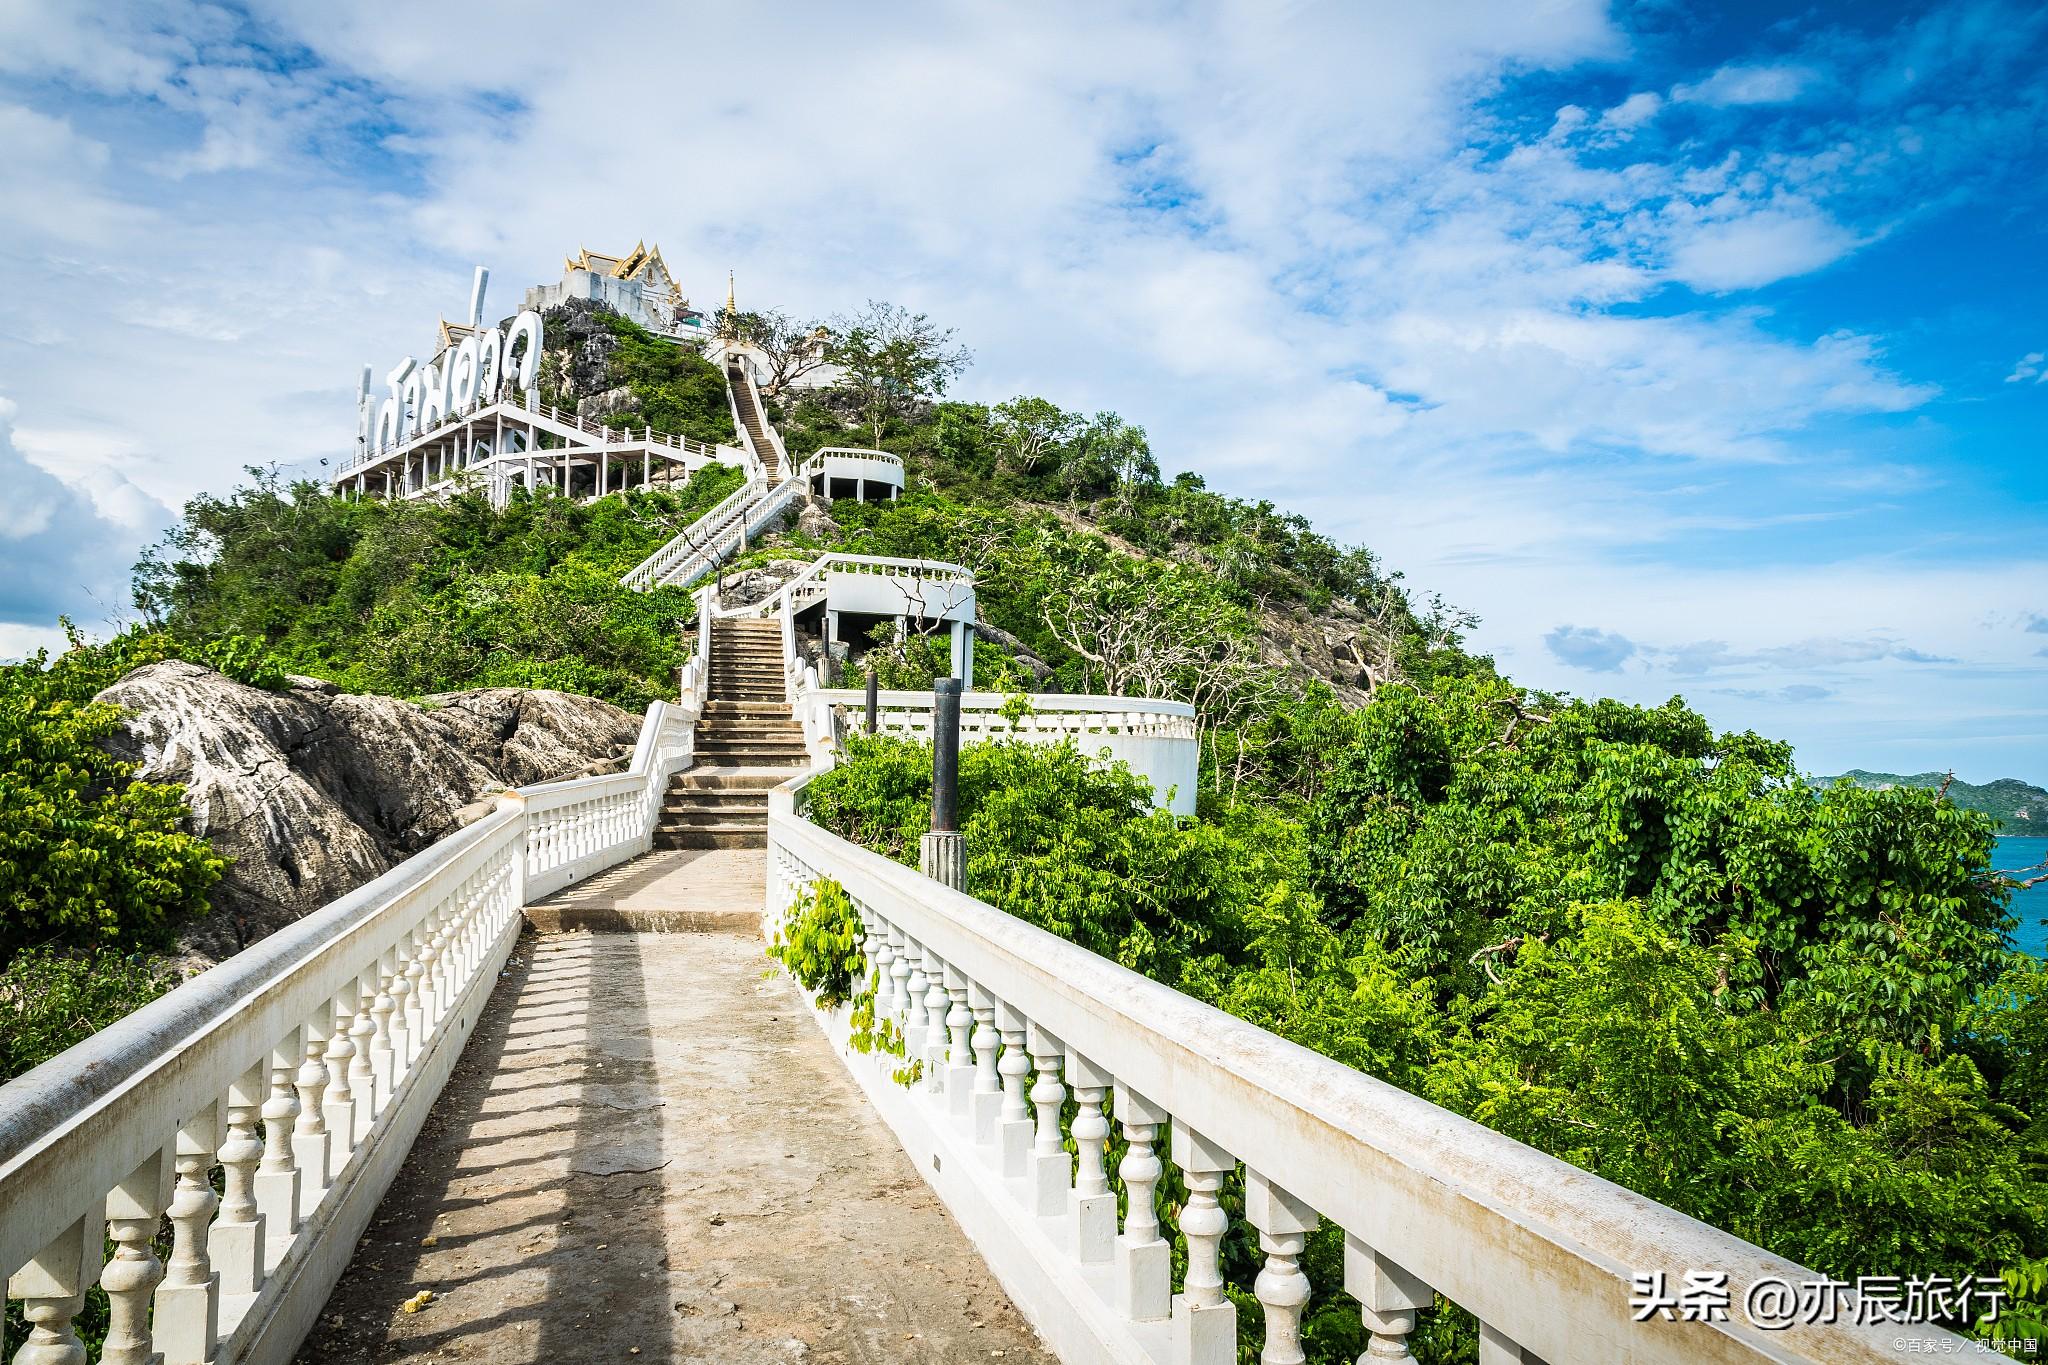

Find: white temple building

[523,242,712,342]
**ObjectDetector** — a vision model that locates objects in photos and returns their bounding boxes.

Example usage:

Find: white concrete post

[1114,1082,1171,1322]
[1478,1323,1536,1364]
[254,1036,303,1270]
[322,988,356,1173]
[996,1003,1033,1178]
[1171,1120,1237,1365]
[1346,1235,1432,1364]
[385,940,414,1075]
[291,1011,332,1219]
[9,1203,105,1365]
[101,1147,172,1365]
[1026,1022,1069,1217]
[213,1064,267,1297]
[346,968,379,1139]
[870,918,897,1022]
[155,1104,223,1365]
[922,949,952,1091]
[369,952,399,1100]
[402,926,429,1060]
[902,939,931,1056]
[1246,1169,1317,1365]
[1066,1050,1115,1263]
[944,969,975,1114]
[968,983,1002,1141]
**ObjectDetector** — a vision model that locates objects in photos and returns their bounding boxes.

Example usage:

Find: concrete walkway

[523,848,767,933]
[305,862,1054,1363]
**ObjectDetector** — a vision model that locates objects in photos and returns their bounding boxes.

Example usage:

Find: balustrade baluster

[1066,1051,1115,1262]
[254,1037,303,1271]
[1026,1024,1069,1216]
[1246,1170,1317,1365]
[8,1208,103,1365]
[921,950,951,1090]
[292,1011,333,1217]
[385,941,414,1076]
[402,926,429,1056]
[868,916,896,1023]
[902,939,930,1053]
[101,1149,171,1365]
[1171,1120,1237,1365]
[322,988,357,1172]
[155,1106,223,1364]
[968,985,1002,1141]
[1477,1324,1540,1364]
[996,1005,1032,1177]
[1113,1083,1171,1321]
[346,969,379,1136]
[417,902,446,1026]
[214,1064,268,1297]
[370,952,400,1098]
[945,973,974,1113]
[1345,1235,1432,1364]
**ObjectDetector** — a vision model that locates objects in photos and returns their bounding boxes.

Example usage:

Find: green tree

[829,300,972,444]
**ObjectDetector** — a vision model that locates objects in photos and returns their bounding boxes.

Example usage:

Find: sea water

[1998,835,2048,958]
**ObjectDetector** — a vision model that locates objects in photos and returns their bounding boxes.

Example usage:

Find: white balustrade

[805,686,1199,815]
[762,775,1989,1365]
[0,698,694,1365]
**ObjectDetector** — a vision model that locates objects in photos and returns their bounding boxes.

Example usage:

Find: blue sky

[0,0,2043,782]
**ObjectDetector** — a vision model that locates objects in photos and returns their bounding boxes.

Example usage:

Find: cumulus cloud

[1665,208,1861,292]
[1545,625,1638,672]
[1673,62,1819,106]
[0,401,169,627]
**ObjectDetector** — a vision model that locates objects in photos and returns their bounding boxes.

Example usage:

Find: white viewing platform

[0,690,1994,1363]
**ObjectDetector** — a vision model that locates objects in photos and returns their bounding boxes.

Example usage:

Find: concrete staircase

[727,359,780,479]
[655,618,808,850]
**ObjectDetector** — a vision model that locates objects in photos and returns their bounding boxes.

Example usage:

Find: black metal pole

[865,668,879,734]
[932,677,962,834]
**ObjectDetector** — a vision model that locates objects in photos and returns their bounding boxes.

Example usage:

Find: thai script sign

[356,270,543,457]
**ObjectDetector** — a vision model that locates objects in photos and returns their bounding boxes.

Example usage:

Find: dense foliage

[135,464,743,706]
[805,707,2046,1354]
[0,628,226,966]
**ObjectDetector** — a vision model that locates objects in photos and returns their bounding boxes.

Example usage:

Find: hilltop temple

[523,240,712,341]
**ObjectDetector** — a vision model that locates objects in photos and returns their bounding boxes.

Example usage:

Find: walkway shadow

[302,929,674,1362]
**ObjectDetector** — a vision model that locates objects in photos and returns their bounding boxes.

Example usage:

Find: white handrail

[719,552,975,622]
[0,699,695,1365]
[765,795,1990,1365]
[620,474,766,589]
[335,396,721,482]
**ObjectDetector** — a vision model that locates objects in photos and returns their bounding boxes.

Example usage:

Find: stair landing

[522,848,765,933]
[304,874,1054,1363]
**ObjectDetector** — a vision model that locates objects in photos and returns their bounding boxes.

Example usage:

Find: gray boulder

[97,662,638,962]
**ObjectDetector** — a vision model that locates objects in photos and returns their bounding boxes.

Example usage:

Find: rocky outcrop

[97,662,638,962]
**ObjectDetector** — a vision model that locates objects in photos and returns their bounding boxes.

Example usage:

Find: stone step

[668,770,788,791]
[653,828,768,850]
[698,720,805,735]
[663,794,769,814]
[701,701,791,716]
[694,743,809,759]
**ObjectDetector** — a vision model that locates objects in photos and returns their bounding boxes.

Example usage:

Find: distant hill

[1814,770,2048,836]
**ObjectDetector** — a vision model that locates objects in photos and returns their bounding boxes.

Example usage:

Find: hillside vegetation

[3,300,2041,1354]
[1821,770,2048,836]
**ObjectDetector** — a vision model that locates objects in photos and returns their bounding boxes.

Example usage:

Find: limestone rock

[719,560,809,608]
[97,661,638,962]
[796,495,840,541]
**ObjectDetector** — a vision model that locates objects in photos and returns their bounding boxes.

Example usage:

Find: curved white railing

[0,703,694,1365]
[764,789,1991,1365]
[807,447,904,494]
[801,689,1199,813]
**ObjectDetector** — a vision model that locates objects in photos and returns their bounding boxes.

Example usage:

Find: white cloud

[1664,207,1862,292]
[2007,351,2047,383]
[1674,62,1820,107]
[1600,91,1663,131]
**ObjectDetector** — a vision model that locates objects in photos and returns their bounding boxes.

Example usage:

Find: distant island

[1815,770,2048,836]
